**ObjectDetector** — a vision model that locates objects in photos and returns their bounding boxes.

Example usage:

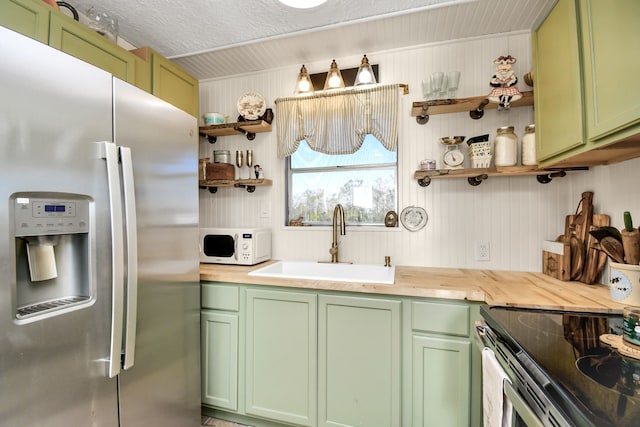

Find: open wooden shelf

[199,178,272,193]
[199,120,272,142]
[414,165,587,187]
[411,91,534,117]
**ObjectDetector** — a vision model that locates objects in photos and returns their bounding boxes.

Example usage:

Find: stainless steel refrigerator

[0,26,201,426]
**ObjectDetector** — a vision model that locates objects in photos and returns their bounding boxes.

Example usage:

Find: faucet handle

[384,256,391,267]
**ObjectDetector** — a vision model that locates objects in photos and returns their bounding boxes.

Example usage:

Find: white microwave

[199,228,271,265]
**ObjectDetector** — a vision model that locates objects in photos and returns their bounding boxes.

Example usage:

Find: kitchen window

[286,135,397,226]
[276,83,402,226]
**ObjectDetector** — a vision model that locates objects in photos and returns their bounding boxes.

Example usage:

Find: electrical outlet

[260,200,271,218]
[476,242,490,261]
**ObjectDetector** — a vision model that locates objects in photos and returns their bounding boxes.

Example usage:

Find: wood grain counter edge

[200,262,628,314]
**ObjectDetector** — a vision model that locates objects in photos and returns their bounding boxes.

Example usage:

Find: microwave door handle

[103,142,124,378]
[503,379,544,427]
[119,146,138,370]
[234,233,238,261]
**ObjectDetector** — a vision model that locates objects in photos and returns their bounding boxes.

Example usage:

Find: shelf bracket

[234,183,256,193]
[208,186,218,193]
[536,170,567,184]
[416,105,429,125]
[417,176,432,187]
[199,132,217,144]
[469,99,489,120]
[468,174,488,186]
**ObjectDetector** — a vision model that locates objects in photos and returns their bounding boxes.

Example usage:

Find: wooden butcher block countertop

[200,261,628,314]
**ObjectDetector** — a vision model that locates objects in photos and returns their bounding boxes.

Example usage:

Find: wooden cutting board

[578,213,610,284]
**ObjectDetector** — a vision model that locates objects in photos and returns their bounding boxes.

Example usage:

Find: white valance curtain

[275,83,401,158]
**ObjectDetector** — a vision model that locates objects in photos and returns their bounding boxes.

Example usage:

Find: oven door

[475,321,546,427]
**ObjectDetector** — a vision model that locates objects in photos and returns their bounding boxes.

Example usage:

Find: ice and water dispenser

[12,193,93,321]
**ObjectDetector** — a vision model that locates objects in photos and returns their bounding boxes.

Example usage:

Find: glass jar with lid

[521,124,536,166]
[493,126,517,166]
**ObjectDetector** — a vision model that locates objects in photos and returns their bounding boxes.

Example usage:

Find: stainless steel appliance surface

[479,305,640,427]
[0,26,200,426]
[199,227,271,265]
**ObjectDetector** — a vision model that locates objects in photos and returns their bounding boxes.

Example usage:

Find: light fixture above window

[278,0,327,8]
[295,64,314,94]
[323,59,345,90]
[354,55,377,86]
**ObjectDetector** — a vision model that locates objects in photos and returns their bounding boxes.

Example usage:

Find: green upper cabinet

[131,47,199,117]
[0,0,51,43]
[579,0,640,142]
[49,12,138,85]
[533,0,584,163]
[534,0,640,167]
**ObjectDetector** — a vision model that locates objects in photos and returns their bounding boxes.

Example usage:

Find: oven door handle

[504,379,544,427]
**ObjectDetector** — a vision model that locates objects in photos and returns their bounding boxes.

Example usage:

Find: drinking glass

[246,150,254,180]
[430,72,445,100]
[235,150,243,180]
[422,78,433,100]
[446,71,461,99]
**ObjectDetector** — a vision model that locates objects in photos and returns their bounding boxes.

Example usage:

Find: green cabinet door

[201,311,239,411]
[412,335,471,427]
[49,13,138,84]
[580,0,640,142]
[0,0,50,43]
[318,295,401,427]
[245,289,317,427]
[533,0,584,162]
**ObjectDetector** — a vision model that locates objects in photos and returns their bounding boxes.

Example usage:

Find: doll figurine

[487,55,522,110]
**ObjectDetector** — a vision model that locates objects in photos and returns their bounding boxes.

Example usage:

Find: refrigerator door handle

[119,146,138,370]
[104,142,124,378]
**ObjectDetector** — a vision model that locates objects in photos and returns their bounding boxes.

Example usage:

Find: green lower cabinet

[201,311,239,411]
[245,289,317,427]
[318,295,401,427]
[411,336,471,427]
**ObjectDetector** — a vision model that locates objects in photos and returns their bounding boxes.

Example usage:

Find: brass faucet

[329,203,346,263]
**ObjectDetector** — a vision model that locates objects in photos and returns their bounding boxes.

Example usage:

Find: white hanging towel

[482,347,514,427]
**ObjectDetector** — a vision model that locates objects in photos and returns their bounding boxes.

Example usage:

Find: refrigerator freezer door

[113,79,201,427]
[0,27,119,425]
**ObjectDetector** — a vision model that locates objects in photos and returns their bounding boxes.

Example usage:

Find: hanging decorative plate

[400,206,428,231]
[237,92,266,120]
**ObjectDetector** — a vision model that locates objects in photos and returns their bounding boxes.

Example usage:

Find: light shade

[295,64,314,94]
[354,55,377,85]
[278,0,327,8]
[323,59,345,90]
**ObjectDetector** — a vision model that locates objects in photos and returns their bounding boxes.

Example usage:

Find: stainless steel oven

[477,305,638,427]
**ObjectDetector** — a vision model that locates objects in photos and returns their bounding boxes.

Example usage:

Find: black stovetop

[481,305,640,427]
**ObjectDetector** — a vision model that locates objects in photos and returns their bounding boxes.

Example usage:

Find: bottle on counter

[493,126,517,166]
[521,124,536,166]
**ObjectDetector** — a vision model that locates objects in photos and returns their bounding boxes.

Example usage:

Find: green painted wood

[412,336,471,427]
[245,289,317,427]
[411,300,469,336]
[201,311,239,411]
[580,0,640,142]
[318,295,401,427]
[151,51,199,117]
[202,283,240,311]
[49,13,137,84]
[533,0,585,162]
[0,0,50,43]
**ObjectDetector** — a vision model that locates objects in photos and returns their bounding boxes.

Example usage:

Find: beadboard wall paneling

[198,31,640,274]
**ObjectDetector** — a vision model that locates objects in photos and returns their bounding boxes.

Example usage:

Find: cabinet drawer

[411,301,469,337]
[201,284,239,311]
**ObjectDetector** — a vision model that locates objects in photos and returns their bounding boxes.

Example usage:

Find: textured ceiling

[65,0,556,80]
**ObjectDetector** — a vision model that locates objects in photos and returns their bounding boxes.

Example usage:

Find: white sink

[249,260,395,285]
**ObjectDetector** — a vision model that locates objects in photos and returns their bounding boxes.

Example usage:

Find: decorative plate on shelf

[400,206,428,231]
[237,92,266,120]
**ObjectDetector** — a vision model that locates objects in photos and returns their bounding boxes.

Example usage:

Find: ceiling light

[323,59,345,90]
[295,64,314,94]
[354,55,377,86]
[278,0,327,8]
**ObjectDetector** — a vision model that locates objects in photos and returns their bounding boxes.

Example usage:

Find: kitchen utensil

[562,214,585,280]
[589,226,623,243]
[621,212,640,265]
[601,237,625,264]
[579,214,610,284]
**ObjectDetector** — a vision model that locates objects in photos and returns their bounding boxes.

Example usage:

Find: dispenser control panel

[13,196,90,236]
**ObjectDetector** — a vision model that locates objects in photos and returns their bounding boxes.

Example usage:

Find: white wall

[198,31,640,275]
